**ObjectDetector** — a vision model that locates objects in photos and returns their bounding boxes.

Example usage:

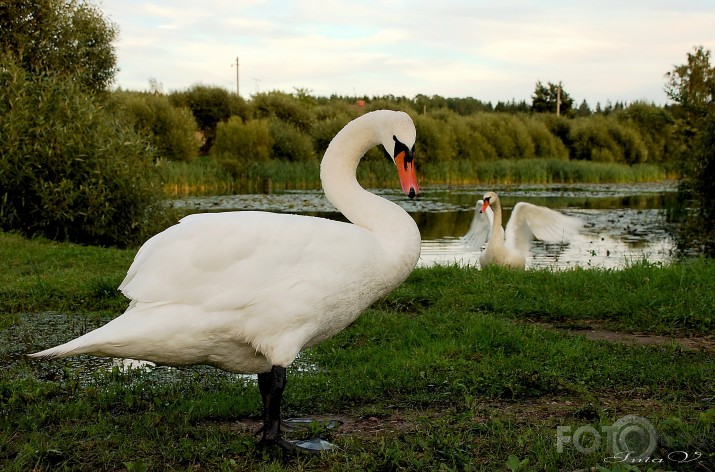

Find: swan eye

[392,138,413,168]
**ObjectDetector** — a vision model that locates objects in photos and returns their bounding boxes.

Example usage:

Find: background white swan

[463,191,583,269]
[30,110,422,451]
[461,199,493,250]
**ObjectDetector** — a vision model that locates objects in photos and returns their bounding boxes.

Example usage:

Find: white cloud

[103,0,715,104]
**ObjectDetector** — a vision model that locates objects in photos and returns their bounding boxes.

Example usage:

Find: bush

[454,116,498,162]
[520,115,569,159]
[542,114,573,149]
[268,119,317,162]
[252,92,315,132]
[569,116,621,162]
[310,116,352,155]
[0,56,165,248]
[0,0,118,94]
[470,113,525,159]
[620,102,676,163]
[414,114,457,164]
[169,85,243,153]
[211,117,272,176]
[113,92,200,162]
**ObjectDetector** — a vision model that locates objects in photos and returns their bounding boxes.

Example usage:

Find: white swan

[30,110,422,450]
[461,199,493,249]
[463,191,582,269]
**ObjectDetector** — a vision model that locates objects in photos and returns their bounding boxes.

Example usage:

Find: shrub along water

[0,55,168,248]
[111,91,201,163]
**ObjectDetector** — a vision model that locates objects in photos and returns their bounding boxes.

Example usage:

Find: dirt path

[535,321,715,352]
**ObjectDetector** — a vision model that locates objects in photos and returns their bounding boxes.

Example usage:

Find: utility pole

[556,82,562,117]
[232,57,240,96]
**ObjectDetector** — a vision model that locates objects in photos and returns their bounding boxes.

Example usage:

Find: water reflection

[420,208,674,269]
[169,182,677,270]
[416,184,676,269]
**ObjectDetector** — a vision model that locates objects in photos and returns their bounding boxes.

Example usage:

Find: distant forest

[114,83,678,169]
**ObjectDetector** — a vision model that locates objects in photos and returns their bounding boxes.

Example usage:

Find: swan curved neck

[490,198,506,244]
[320,117,376,216]
[319,112,420,271]
[320,113,399,232]
[491,198,504,230]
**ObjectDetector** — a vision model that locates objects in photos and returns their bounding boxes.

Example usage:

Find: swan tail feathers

[28,330,106,359]
[28,342,89,359]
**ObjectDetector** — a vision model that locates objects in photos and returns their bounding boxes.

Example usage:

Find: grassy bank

[159,158,672,195]
[1,232,713,470]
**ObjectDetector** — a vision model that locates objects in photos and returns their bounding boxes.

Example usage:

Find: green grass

[389,262,715,336]
[0,232,133,314]
[1,232,713,470]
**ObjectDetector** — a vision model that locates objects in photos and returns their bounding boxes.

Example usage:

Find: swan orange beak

[395,151,419,199]
[480,200,490,213]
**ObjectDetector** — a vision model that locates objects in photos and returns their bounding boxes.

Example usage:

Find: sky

[100,0,715,107]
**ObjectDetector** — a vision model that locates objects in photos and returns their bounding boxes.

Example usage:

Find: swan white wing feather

[462,200,493,249]
[505,202,583,253]
[40,211,390,371]
[121,210,385,315]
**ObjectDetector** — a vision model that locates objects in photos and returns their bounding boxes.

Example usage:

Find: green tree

[252,91,315,133]
[0,0,117,93]
[687,112,715,255]
[114,92,200,162]
[531,81,574,115]
[0,55,164,247]
[665,46,715,121]
[211,117,273,176]
[665,46,715,256]
[575,100,592,117]
[170,85,247,154]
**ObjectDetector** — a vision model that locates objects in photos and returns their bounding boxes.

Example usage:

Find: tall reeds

[425,159,668,185]
[161,157,669,195]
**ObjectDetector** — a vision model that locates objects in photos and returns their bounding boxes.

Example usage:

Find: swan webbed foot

[256,366,340,453]
[287,437,337,451]
[281,418,341,452]
[256,417,341,452]
[258,436,337,453]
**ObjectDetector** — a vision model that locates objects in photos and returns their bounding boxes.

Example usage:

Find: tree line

[0,1,712,254]
[113,85,677,168]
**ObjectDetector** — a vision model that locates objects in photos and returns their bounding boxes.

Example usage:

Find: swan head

[381,112,419,199]
[480,191,499,213]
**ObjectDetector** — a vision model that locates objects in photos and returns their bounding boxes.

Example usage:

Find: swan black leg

[257,365,293,450]
[256,365,338,453]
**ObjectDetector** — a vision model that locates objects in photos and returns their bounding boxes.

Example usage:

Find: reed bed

[160,158,671,196]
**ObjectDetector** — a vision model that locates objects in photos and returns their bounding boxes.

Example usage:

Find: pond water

[169,182,677,270]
